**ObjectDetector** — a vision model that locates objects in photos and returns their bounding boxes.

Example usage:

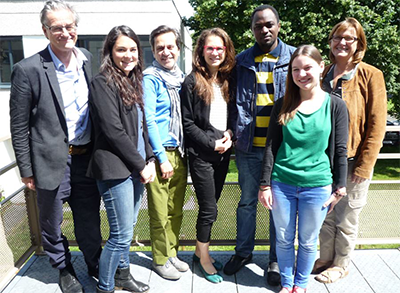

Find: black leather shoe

[115,267,149,293]
[59,264,84,293]
[96,286,114,293]
[267,261,281,286]
[223,254,253,275]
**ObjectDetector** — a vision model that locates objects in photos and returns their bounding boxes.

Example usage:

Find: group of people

[9,1,387,293]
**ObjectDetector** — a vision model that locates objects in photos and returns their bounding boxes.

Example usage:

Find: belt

[69,143,90,155]
[165,146,177,151]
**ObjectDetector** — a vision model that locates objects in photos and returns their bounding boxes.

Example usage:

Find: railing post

[24,188,44,255]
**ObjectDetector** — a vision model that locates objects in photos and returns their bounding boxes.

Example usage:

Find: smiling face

[330,27,358,63]
[251,8,280,53]
[153,31,180,71]
[112,35,138,76]
[203,35,226,74]
[42,9,77,56]
[291,54,324,92]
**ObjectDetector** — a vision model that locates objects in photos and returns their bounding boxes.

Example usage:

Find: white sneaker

[169,256,189,272]
[152,260,181,280]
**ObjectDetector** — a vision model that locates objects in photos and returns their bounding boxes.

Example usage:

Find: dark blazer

[260,95,349,187]
[87,74,154,181]
[9,46,93,190]
[180,72,235,162]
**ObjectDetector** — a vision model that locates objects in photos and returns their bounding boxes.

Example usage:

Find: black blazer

[87,74,154,180]
[180,72,235,161]
[10,46,93,190]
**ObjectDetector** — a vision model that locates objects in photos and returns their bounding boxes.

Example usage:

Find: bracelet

[259,186,271,191]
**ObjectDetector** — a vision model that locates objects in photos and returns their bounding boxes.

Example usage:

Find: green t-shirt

[272,93,332,187]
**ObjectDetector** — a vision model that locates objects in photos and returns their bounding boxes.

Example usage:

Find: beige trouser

[319,160,371,268]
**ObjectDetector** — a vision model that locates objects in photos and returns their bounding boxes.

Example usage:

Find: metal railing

[0,125,399,289]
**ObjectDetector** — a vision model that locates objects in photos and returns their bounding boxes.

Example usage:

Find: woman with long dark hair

[313,18,387,284]
[87,25,155,293]
[258,45,349,293]
[180,27,236,283]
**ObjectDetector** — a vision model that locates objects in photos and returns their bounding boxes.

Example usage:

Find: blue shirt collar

[253,38,282,58]
[48,45,87,71]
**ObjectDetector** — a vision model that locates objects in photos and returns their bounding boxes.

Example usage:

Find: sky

[174,0,195,18]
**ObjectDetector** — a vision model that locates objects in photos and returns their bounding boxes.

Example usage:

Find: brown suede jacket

[322,61,387,179]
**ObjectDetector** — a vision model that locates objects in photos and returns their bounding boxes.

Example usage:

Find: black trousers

[189,150,231,243]
[36,152,102,272]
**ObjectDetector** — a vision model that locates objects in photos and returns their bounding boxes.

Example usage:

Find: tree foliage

[184,0,400,118]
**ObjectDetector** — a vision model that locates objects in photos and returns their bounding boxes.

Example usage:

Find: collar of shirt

[253,38,282,59]
[48,45,88,72]
[327,63,359,89]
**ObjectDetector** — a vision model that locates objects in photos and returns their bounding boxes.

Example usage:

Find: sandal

[311,258,333,275]
[279,287,293,293]
[315,266,349,283]
[293,285,307,293]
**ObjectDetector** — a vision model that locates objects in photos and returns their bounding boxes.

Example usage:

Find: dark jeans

[189,151,231,243]
[36,153,102,271]
[235,148,277,262]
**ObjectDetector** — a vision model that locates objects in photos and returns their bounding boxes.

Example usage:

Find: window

[77,35,153,74]
[0,37,24,88]
[77,36,105,76]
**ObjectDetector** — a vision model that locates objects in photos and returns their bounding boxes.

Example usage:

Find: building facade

[0,0,193,198]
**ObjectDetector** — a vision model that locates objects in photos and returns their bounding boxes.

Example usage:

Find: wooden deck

[2,249,400,293]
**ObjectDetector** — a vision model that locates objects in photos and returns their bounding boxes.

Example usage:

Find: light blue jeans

[96,176,144,291]
[236,148,277,262]
[271,180,331,289]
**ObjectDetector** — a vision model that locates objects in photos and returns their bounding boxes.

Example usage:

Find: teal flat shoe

[198,262,223,283]
[193,254,223,271]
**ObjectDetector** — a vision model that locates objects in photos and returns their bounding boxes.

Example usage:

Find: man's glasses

[203,46,226,54]
[331,36,358,44]
[44,23,77,35]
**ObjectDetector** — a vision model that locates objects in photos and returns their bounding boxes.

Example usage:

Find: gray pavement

[2,249,400,293]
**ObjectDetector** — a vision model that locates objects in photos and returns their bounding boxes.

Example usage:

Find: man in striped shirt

[224,4,296,287]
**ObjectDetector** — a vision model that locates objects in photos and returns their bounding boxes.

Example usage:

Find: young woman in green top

[258,45,349,293]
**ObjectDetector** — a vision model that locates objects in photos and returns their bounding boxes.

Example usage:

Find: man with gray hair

[9,1,101,292]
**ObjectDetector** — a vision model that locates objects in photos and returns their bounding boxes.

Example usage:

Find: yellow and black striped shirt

[253,42,281,147]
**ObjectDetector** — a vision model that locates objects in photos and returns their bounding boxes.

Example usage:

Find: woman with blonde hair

[180,27,236,283]
[313,17,387,284]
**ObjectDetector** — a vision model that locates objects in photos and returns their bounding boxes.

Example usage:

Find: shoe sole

[115,286,149,293]
[152,268,181,280]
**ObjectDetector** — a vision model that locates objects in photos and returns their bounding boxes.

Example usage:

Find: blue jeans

[235,148,277,262]
[96,176,144,291]
[271,180,331,289]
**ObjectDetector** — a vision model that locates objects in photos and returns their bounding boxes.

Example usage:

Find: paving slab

[2,249,400,293]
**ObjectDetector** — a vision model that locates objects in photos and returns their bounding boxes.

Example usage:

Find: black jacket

[180,72,235,161]
[87,74,154,180]
[10,47,92,190]
[260,94,349,187]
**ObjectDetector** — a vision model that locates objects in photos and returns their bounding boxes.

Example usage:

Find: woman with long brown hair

[88,25,155,293]
[180,27,236,283]
[258,45,349,293]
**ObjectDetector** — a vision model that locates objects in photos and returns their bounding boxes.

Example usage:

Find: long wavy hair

[328,17,367,64]
[99,25,144,107]
[278,45,323,125]
[192,28,236,104]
